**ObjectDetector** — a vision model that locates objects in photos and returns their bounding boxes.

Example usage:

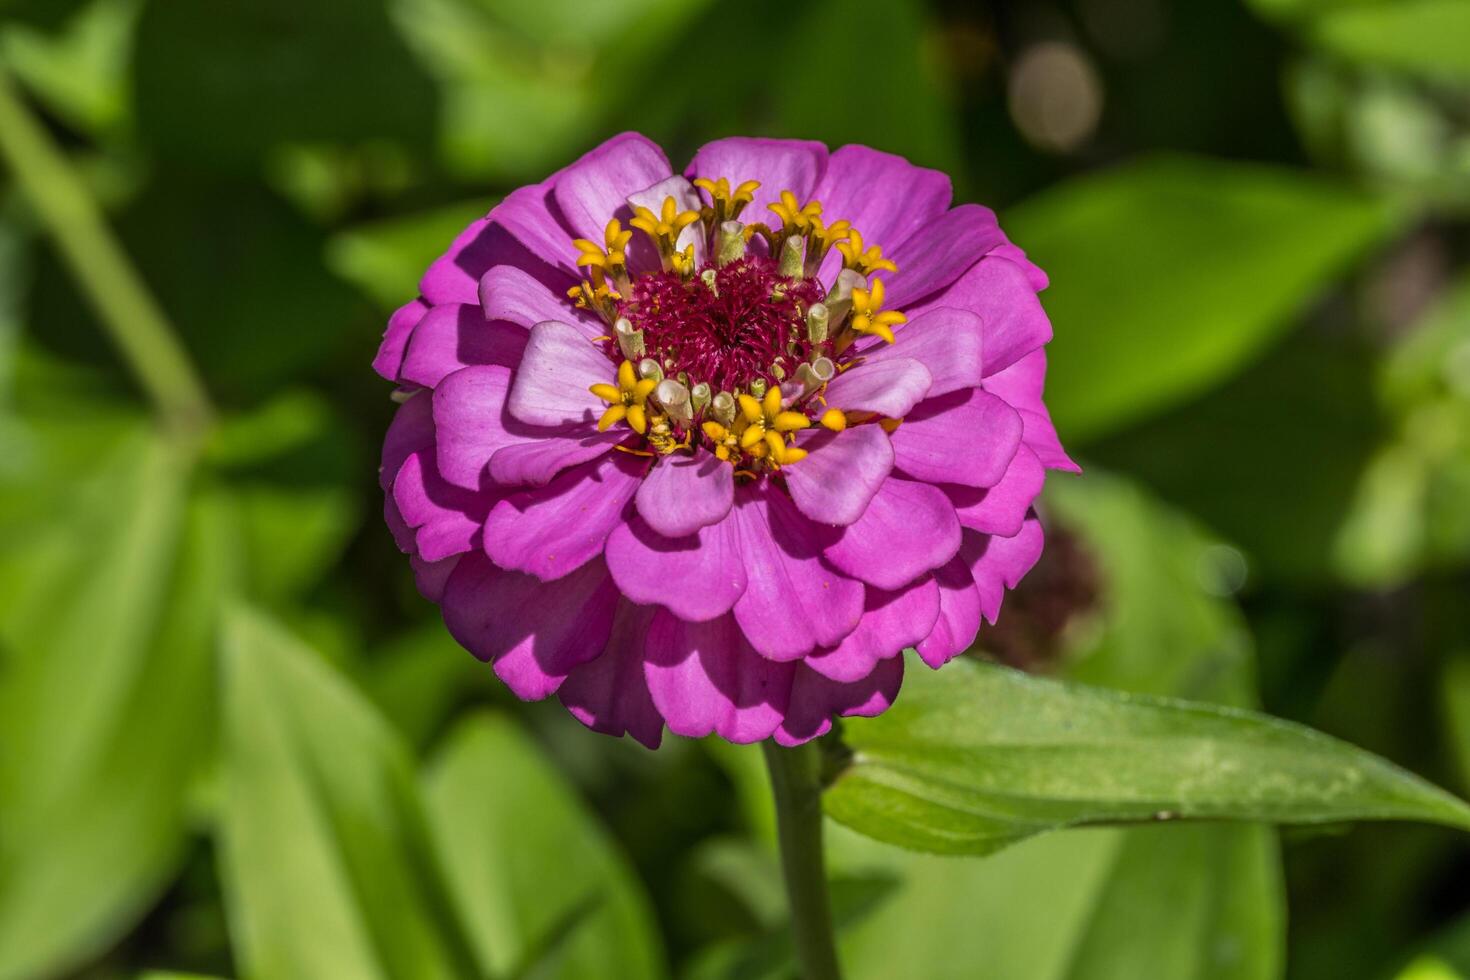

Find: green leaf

[423,713,667,980]
[218,606,485,980]
[1006,155,1399,443]
[1311,0,1470,84]
[0,425,236,980]
[325,198,495,310]
[826,657,1470,856]
[0,0,140,136]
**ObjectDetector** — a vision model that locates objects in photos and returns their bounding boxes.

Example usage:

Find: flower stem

[762,738,843,980]
[0,65,212,437]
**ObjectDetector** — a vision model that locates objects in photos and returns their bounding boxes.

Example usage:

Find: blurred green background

[3,0,1470,977]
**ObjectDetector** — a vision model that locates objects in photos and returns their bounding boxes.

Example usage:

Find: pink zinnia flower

[377,133,1076,748]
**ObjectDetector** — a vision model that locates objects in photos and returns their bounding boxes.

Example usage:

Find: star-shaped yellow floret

[694,176,761,224]
[836,228,898,277]
[850,277,907,345]
[768,190,823,236]
[730,386,810,465]
[590,360,658,434]
[572,218,633,272]
[630,196,702,272]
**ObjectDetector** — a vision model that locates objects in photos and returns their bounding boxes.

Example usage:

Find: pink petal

[635,449,734,538]
[805,579,940,682]
[960,515,1045,624]
[686,137,828,242]
[553,133,672,244]
[432,365,536,489]
[441,554,619,700]
[906,255,1052,379]
[915,556,983,668]
[486,430,623,488]
[476,182,583,284]
[411,554,460,603]
[891,388,1022,489]
[627,175,706,273]
[604,510,746,623]
[400,304,527,388]
[559,601,664,749]
[857,307,984,399]
[774,655,905,747]
[983,350,1079,473]
[483,451,644,581]
[374,298,428,382]
[785,425,894,527]
[946,445,1046,537]
[419,217,492,306]
[987,241,1050,292]
[823,356,932,419]
[822,477,960,590]
[811,145,951,257]
[883,204,1008,309]
[479,265,602,341]
[731,487,865,661]
[392,448,490,562]
[643,612,795,743]
[382,392,434,493]
[507,320,617,427]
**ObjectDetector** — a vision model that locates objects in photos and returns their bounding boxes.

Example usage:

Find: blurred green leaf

[1311,1,1470,84]
[825,656,1470,855]
[1007,155,1399,443]
[218,606,484,980]
[0,0,139,136]
[0,427,235,980]
[423,713,667,980]
[326,198,494,310]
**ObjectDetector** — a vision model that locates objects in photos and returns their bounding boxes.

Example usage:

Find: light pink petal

[891,388,1022,489]
[731,487,865,661]
[507,320,617,427]
[857,307,984,399]
[774,655,905,747]
[441,554,619,700]
[374,298,428,382]
[983,350,1080,473]
[485,429,622,487]
[553,133,672,244]
[822,477,960,590]
[400,304,527,388]
[644,612,795,743]
[627,175,706,273]
[960,516,1045,624]
[812,145,951,257]
[915,556,983,668]
[785,425,894,527]
[823,356,932,419]
[636,449,734,538]
[559,601,664,749]
[604,510,746,623]
[883,204,1008,309]
[906,255,1052,379]
[432,366,536,489]
[946,445,1046,538]
[479,265,602,341]
[686,137,828,241]
[483,451,644,580]
[805,579,940,683]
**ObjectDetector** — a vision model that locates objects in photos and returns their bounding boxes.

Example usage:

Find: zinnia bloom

[377,133,1076,748]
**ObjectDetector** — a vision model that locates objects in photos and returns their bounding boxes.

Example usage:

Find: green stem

[0,64,212,435]
[763,739,843,980]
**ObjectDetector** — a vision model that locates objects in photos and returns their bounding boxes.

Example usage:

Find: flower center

[569,177,908,473]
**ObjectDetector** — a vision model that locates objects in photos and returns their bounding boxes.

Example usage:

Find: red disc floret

[619,257,825,392]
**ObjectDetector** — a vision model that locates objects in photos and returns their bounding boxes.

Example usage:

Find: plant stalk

[0,65,212,436]
[762,738,843,980]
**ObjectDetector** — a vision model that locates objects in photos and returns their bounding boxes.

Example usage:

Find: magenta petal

[374,298,428,382]
[812,145,951,253]
[960,516,1045,624]
[860,307,984,399]
[891,388,1022,489]
[915,556,983,668]
[559,601,664,749]
[884,204,1008,309]
[785,425,894,527]
[441,554,619,700]
[775,655,905,747]
[823,356,932,418]
[686,137,828,235]
[553,133,672,244]
[946,445,1045,537]
[411,554,460,603]
[823,477,960,590]
[483,451,644,580]
[400,304,527,388]
[636,449,734,538]
[987,241,1050,292]
[385,494,417,554]
[433,366,533,489]
[507,321,616,427]
[481,181,583,281]
[419,217,493,306]
[644,611,795,743]
[392,449,488,562]
[805,579,940,682]
[486,429,623,488]
[382,392,434,493]
[479,265,601,341]
[907,255,1052,379]
[604,510,746,622]
[731,487,865,661]
[983,350,1080,473]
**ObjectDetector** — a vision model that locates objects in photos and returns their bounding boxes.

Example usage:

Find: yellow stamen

[694,176,762,225]
[850,277,906,345]
[820,409,847,432]
[773,411,811,432]
[768,190,823,235]
[836,228,899,277]
[598,404,626,431]
[631,195,702,273]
